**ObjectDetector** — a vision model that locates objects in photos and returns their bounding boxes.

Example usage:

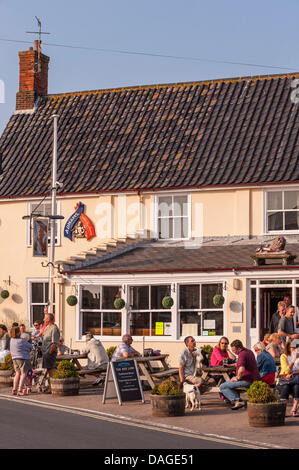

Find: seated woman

[253,341,276,385]
[210,336,236,367]
[277,339,299,417]
[266,333,283,361]
[262,334,271,347]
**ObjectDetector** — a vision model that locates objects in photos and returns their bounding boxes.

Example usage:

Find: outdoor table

[200,365,236,387]
[134,354,178,389]
[56,352,88,371]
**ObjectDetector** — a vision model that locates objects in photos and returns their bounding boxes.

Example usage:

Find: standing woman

[277,339,299,417]
[9,326,33,396]
[210,337,236,366]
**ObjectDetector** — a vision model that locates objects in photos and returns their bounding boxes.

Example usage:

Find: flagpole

[48,114,59,314]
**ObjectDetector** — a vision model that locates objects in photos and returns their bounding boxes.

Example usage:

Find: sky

[0,0,299,133]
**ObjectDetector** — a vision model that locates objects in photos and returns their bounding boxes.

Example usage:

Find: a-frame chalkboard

[102,359,145,405]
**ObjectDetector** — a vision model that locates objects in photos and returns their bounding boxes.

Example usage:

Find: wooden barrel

[0,370,14,388]
[50,377,80,396]
[150,393,186,417]
[247,401,287,427]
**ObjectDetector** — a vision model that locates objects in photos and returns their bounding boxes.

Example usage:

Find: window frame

[79,284,123,339]
[154,193,191,240]
[264,189,299,234]
[26,200,61,247]
[27,279,55,327]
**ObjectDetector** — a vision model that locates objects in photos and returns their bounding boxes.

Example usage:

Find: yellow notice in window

[155,322,164,335]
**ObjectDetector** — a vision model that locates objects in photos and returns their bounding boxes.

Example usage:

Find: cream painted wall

[0,187,262,331]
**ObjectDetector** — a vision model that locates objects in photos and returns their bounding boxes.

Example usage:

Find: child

[9,326,33,396]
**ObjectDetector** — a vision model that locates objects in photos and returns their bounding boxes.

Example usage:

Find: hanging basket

[66,295,78,306]
[213,294,225,308]
[162,296,174,309]
[0,290,9,299]
[114,298,125,309]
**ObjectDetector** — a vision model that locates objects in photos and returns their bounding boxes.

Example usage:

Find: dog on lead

[183,383,202,411]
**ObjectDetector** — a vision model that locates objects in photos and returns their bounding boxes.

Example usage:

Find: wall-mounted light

[233,279,242,290]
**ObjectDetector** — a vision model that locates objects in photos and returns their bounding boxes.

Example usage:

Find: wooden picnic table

[134,354,179,389]
[200,365,236,387]
[56,352,88,370]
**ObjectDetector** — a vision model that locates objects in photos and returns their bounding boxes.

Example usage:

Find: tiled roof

[1,73,299,198]
[63,243,299,274]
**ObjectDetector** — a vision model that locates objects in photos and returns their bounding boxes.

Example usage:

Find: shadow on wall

[11,294,23,304]
[2,308,20,324]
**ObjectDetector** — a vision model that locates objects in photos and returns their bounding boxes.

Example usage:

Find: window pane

[32,305,45,325]
[202,311,223,336]
[201,284,221,309]
[158,196,172,217]
[174,217,187,238]
[180,311,201,336]
[82,286,101,309]
[284,191,299,210]
[285,212,299,231]
[173,196,188,216]
[32,283,44,303]
[102,286,122,309]
[151,285,171,309]
[131,286,149,310]
[103,312,121,336]
[152,312,172,336]
[82,311,101,336]
[268,192,282,210]
[268,212,283,231]
[158,217,173,239]
[130,312,150,336]
[179,285,199,309]
[251,289,256,328]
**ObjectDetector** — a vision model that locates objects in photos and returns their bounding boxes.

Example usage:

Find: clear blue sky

[0,0,298,133]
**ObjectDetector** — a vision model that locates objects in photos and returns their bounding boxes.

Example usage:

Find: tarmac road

[0,396,262,450]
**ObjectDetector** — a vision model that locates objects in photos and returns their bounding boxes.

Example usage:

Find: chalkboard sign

[102,359,144,405]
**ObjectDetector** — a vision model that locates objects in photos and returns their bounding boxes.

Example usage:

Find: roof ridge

[48,71,299,100]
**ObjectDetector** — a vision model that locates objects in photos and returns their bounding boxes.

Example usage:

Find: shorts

[42,351,57,370]
[13,359,32,374]
[184,375,203,386]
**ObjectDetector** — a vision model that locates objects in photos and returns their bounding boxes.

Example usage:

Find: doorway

[259,287,291,340]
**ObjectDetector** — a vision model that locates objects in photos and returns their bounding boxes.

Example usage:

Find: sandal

[292,410,299,417]
[17,390,25,396]
[12,389,17,396]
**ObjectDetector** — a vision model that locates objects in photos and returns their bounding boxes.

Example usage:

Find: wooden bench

[151,368,179,382]
[251,252,297,266]
[78,366,107,378]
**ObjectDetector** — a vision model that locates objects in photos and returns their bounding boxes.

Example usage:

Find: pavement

[0,378,298,449]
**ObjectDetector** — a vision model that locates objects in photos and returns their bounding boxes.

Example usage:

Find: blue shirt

[256,350,276,377]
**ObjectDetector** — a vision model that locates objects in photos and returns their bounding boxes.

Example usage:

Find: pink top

[210,347,229,366]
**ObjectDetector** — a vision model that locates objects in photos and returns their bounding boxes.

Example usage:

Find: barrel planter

[150,393,186,417]
[0,369,14,388]
[247,400,287,427]
[50,377,80,396]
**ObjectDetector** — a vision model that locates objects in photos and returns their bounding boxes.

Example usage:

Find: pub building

[0,41,299,365]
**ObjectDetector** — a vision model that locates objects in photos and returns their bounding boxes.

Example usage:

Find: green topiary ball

[161,296,173,309]
[1,290,9,299]
[114,298,125,309]
[213,294,225,307]
[66,295,78,306]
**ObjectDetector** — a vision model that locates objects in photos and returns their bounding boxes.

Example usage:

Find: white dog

[183,383,202,411]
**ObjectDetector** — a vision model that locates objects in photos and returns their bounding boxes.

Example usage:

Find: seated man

[81,333,109,386]
[112,334,140,361]
[219,339,261,410]
[57,337,70,356]
[179,336,209,392]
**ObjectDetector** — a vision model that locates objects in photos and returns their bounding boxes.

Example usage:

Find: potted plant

[246,381,286,427]
[161,296,173,309]
[106,346,117,361]
[50,360,80,396]
[66,295,78,306]
[114,298,125,309]
[1,290,9,299]
[213,294,225,307]
[150,379,185,417]
[0,354,14,387]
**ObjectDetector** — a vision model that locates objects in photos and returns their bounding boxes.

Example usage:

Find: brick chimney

[16,40,50,111]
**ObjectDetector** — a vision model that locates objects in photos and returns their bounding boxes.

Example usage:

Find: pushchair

[23,339,49,393]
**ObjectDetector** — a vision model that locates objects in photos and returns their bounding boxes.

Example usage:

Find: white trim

[155,193,191,240]
[263,188,299,234]
[27,278,55,326]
